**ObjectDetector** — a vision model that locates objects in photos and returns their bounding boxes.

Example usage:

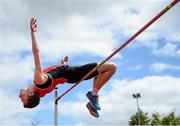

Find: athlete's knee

[108,62,117,72]
[98,62,117,74]
[104,62,117,72]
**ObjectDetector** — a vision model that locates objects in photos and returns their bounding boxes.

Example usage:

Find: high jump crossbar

[54,0,179,125]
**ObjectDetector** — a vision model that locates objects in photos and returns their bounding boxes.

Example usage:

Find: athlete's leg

[86,62,116,110]
[92,62,117,95]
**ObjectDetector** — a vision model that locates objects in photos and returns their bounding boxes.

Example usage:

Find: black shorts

[48,62,99,84]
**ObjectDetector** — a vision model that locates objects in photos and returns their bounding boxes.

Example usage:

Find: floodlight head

[137,93,141,98]
[132,94,136,98]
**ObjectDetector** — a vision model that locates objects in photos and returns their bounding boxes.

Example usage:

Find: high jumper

[19,18,117,118]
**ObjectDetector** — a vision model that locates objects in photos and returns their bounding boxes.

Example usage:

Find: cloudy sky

[0,0,180,125]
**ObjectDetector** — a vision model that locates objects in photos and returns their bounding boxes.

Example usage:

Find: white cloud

[58,76,180,125]
[153,42,180,57]
[2,0,179,61]
[1,33,31,55]
[39,14,116,61]
[107,1,180,56]
[1,0,30,30]
[150,62,180,73]
[126,65,143,71]
[0,54,34,88]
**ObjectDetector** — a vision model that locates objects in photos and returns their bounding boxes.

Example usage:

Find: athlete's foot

[86,91,101,110]
[86,102,99,118]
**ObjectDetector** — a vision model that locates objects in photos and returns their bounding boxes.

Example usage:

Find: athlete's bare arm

[30,18,47,84]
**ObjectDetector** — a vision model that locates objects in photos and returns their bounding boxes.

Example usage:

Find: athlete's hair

[24,92,40,108]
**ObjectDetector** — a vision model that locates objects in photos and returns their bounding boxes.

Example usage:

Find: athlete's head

[19,85,40,108]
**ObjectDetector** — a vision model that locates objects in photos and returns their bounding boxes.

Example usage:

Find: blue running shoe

[86,102,99,118]
[86,91,101,110]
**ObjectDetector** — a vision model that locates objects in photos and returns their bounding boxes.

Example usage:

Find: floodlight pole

[136,97,140,126]
[133,93,141,125]
[54,87,58,126]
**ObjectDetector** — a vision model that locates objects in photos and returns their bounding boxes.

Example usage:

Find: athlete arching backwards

[19,18,117,118]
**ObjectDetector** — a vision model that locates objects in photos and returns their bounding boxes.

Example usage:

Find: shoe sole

[86,93,101,110]
[86,102,99,118]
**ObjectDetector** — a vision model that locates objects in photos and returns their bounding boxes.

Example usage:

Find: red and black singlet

[35,63,99,97]
[35,65,67,97]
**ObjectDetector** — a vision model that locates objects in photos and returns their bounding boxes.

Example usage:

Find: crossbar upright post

[54,87,58,126]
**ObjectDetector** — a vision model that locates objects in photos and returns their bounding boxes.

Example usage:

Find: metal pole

[54,87,58,126]
[136,97,140,126]
[56,0,179,103]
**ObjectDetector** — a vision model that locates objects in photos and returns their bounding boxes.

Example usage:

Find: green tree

[151,111,162,125]
[129,110,180,125]
[129,109,150,125]
[161,112,180,125]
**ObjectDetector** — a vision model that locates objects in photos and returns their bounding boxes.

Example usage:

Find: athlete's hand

[61,56,68,65]
[30,18,37,33]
